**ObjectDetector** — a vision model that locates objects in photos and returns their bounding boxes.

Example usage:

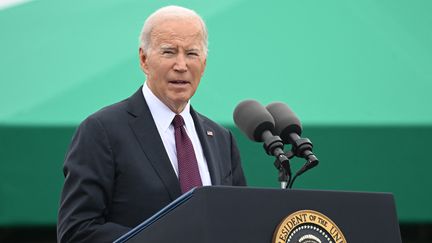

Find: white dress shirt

[142,83,212,186]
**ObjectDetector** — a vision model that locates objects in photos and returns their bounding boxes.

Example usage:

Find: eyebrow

[186,48,201,52]
[159,45,201,53]
[160,45,176,50]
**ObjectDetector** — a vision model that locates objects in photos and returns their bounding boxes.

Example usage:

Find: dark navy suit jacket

[57,87,246,242]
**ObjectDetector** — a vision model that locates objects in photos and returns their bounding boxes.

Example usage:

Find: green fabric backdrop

[1,0,431,225]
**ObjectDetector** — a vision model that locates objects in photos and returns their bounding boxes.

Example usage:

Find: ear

[201,58,207,76]
[139,48,149,74]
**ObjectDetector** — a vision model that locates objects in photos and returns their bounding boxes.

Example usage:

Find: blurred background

[1,0,431,242]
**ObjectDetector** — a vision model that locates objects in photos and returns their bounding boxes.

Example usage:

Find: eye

[187,52,199,57]
[162,50,174,55]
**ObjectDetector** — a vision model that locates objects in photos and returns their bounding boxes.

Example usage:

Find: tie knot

[172,114,185,128]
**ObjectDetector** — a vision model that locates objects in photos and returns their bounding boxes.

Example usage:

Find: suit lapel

[191,108,222,185]
[127,87,182,200]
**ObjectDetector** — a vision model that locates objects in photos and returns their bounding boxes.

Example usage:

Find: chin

[169,93,192,102]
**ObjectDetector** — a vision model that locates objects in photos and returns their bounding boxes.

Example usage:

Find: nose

[173,54,187,73]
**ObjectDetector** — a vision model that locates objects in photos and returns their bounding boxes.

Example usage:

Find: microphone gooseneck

[233,100,292,187]
[266,102,319,188]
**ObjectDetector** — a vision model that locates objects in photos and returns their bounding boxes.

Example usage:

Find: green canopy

[1,0,431,225]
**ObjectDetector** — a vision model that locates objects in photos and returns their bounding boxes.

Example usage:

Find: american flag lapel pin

[206,131,214,136]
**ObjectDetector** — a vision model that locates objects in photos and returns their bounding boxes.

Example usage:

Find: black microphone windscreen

[266,102,302,143]
[233,100,275,142]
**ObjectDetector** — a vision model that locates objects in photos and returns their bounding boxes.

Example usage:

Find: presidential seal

[272,210,347,243]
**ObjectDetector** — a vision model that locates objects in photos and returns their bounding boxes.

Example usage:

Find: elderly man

[57,5,246,243]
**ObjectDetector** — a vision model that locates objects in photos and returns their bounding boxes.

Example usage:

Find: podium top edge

[195,186,396,198]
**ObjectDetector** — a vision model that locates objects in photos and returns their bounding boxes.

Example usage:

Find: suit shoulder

[86,98,129,124]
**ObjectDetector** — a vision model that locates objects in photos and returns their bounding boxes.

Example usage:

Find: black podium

[115,186,401,243]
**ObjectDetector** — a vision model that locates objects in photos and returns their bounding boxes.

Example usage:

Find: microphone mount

[261,131,292,189]
[285,133,319,188]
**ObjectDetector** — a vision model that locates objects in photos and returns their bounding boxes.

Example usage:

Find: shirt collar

[142,82,192,133]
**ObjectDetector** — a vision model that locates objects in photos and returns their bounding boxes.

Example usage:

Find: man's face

[140,18,207,113]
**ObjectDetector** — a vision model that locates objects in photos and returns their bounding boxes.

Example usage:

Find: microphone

[233,100,291,187]
[266,102,319,177]
[233,100,274,143]
[233,100,285,156]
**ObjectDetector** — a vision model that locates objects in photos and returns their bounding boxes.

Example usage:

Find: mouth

[169,80,190,85]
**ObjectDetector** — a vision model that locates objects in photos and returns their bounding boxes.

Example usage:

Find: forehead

[150,18,203,47]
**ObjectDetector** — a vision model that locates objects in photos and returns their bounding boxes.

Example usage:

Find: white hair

[139,5,208,56]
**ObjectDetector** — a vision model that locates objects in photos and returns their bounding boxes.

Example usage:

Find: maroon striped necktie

[172,114,202,193]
